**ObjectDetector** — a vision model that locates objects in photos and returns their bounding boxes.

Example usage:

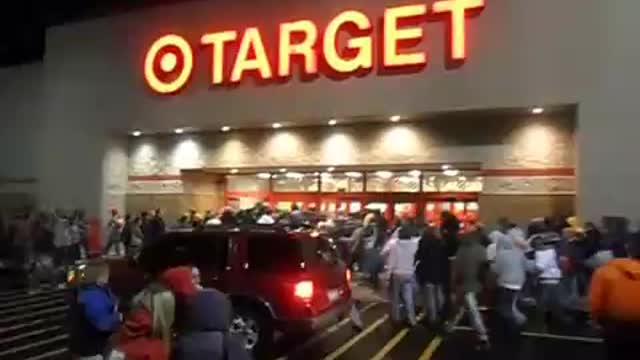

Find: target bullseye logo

[144,34,194,94]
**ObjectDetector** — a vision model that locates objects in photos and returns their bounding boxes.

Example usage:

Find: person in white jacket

[533,230,571,328]
[387,225,420,326]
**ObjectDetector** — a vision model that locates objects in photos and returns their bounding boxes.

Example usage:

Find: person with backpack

[70,259,120,360]
[173,288,251,360]
[590,234,640,360]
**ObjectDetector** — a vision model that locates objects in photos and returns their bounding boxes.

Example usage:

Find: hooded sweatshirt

[388,235,420,276]
[118,308,170,360]
[590,258,640,323]
[159,267,198,332]
[174,289,251,360]
[454,234,487,293]
[493,236,533,290]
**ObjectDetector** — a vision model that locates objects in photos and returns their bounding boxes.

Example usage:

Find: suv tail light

[294,280,314,301]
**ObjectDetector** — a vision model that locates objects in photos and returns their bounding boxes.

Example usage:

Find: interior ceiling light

[531,107,544,115]
[257,173,271,179]
[375,171,393,179]
[443,169,460,177]
[131,130,142,137]
[441,164,451,170]
[286,172,304,179]
[313,172,320,176]
[230,169,239,174]
[221,126,231,132]
[390,115,401,122]
[174,128,184,134]
[345,172,362,178]
[327,166,335,172]
[328,119,338,126]
[321,172,332,178]
[408,170,421,177]
[279,168,287,173]
[272,123,282,129]
[458,176,467,181]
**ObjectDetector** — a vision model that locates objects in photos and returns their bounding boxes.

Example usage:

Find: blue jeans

[391,273,417,325]
[463,292,488,341]
[423,283,444,325]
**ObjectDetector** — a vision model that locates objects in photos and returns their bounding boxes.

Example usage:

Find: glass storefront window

[366,171,420,192]
[422,172,483,192]
[272,172,319,192]
[321,172,364,192]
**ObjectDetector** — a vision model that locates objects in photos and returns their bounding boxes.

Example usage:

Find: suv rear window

[247,233,339,272]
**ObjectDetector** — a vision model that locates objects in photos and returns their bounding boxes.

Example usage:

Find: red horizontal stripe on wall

[128,174,182,181]
[482,168,574,177]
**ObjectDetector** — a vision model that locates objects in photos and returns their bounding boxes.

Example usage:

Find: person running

[70,260,120,360]
[174,288,251,360]
[492,232,533,341]
[589,234,640,360]
[116,284,175,360]
[440,211,461,324]
[387,225,420,326]
[415,226,448,327]
[453,223,490,350]
[104,213,124,256]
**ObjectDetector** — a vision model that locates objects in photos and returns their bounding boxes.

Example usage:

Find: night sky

[0,0,197,67]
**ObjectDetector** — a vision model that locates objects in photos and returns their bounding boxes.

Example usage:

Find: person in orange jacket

[589,234,640,360]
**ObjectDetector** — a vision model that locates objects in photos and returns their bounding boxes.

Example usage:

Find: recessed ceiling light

[441,164,451,170]
[345,172,362,178]
[327,166,335,172]
[375,171,393,179]
[230,169,239,174]
[131,130,142,137]
[408,170,421,177]
[174,128,184,134]
[272,123,282,129]
[328,119,338,126]
[257,173,271,179]
[390,115,401,122]
[279,168,287,173]
[531,107,544,115]
[221,126,231,132]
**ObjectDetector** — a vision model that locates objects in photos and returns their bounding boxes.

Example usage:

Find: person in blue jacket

[70,259,120,359]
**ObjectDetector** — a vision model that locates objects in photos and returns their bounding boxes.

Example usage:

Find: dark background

[0,0,196,67]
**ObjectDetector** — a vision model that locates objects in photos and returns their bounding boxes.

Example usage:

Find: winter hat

[159,266,198,301]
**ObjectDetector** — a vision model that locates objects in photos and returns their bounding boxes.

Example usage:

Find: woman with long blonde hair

[117,283,175,360]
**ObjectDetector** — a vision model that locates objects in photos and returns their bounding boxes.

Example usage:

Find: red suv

[101,226,352,355]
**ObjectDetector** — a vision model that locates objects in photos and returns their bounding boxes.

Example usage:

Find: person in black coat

[415,226,449,326]
[174,289,251,360]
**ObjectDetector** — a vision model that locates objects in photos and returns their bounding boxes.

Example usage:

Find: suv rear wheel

[230,306,273,356]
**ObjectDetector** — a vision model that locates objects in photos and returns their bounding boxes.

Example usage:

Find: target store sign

[144,0,485,94]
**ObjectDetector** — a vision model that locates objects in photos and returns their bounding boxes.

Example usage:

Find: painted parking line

[276,302,380,360]
[369,313,426,360]
[454,326,604,344]
[418,336,443,360]
[322,314,390,360]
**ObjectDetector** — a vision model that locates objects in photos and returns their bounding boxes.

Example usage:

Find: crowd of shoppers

[69,264,250,360]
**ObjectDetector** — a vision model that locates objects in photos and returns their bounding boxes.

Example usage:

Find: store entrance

[223,165,483,229]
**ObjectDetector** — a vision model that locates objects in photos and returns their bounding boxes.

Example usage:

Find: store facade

[1,0,639,227]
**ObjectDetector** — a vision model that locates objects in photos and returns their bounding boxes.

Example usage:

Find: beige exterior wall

[125,112,576,220]
[128,112,575,176]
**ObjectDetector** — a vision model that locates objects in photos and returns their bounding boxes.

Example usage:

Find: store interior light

[313,172,320,176]
[408,170,421,178]
[279,168,287,173]
[327,166,335,172]
[328,119,338,126]
[272,123,282,129]
[390,115,401,122]
[286,172,304,179]
[429,176,436,181]
[174,128,184,134]
[443,169,460,177]
[441,164,451,170]
[221,126,231,132]
[230,168,239,174]
[458,176,467,181]
[531,107,544,115]
[345,172,362,178]
[321,172,332,178]
[375,171,393,179]
[131,130,142,137]
[257,173,271,179]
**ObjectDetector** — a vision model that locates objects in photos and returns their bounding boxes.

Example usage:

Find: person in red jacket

[116,283,175,360]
